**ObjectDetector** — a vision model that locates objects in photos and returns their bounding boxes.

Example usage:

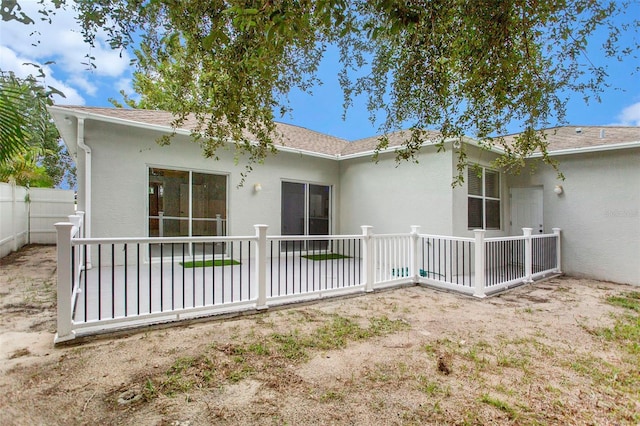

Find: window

[148,167,227,257]
[468,166,500,230]
[281,181,331,251]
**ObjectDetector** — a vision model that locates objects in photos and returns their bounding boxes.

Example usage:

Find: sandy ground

[0,244,638,425]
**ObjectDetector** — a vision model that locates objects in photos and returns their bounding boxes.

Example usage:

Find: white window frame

[467,165,501,230]
[280,180,332,237]
[147,165,229,259]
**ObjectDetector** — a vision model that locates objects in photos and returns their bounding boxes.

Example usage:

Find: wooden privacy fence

[54,215,562,343]
[0,182,75,258]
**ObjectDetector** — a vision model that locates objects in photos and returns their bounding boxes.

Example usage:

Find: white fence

[0,182,75,258]
[54,218,562,343]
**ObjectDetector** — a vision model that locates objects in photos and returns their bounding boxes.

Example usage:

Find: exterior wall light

[254,183,262,193]
[554,185,563,195]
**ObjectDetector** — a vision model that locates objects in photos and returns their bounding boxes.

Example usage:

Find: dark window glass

[468,197,483,229]
[486,200,501,229]
[467,168,483,196]
[484,170,500,199]
[467,166,500,230]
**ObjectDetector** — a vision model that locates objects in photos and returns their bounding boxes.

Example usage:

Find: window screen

[467,166,500,230]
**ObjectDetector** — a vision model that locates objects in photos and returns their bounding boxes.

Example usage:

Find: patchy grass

[3,254,639,426]
[301,253,351,261]
[416,376,450,396]
[129,295,640,424]
[565,291,640,423]
[319,389,345,402]
[600,291,640,356]
[479,394,520,420]
[180,259,240,268]
[137,314,408,401]
[606,291,640,312]
[270,331,308,361]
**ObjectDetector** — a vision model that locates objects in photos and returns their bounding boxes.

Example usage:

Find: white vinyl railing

[54,220,561,343]
[372,232,414,286]
[265,234,364,303]
[417,233,476,295]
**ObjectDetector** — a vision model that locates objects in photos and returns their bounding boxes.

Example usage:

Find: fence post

[473,230,486,298]
[26,187,31,245]
[68,214,81,229]
[552,228,562,274]
[523,228,533,283]
[11,182,18,252]
[254,224,268,309]
[76,211,85,237]
[73,211,91,268]
[410,225,420,281]
[68,214,84,268]
[54,222,76,343]
[361,226,374,292]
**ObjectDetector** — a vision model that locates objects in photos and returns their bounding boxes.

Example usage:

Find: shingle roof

[53,106,640,157]
[273,122,348,156]
[53,106,350,156]
[60,106,199,129]
[342,129,444,156]
[501,126,640,152]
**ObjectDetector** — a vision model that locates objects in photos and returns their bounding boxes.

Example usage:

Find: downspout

[76,117,91,241]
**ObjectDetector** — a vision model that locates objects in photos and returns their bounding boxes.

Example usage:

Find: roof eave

[48,107,640,159]
[528,141,640,157]
[274,145,339,160]
[48,105,194,137]
[338,137,478,160]
[49,106,345,159]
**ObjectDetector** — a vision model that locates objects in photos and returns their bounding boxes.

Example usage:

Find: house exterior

[48,106,640,285]
[505,127,640,286]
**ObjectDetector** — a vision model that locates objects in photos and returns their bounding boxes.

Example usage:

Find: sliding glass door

[148,168,188,238]
[281,181,331,251]
[191,172,227,238]
[148,167,227,258]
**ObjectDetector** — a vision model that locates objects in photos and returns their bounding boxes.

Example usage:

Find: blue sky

[1,1,639,141]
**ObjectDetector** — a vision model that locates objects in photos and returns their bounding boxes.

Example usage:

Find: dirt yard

[1,245,639,425]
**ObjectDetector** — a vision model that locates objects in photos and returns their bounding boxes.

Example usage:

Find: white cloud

[1,0,131,103]
[90,47,132,78]
[68,75,98,96]
[115,77,133,93]
[2,1,131,75]
[617,102,640,126]
[0,45,37,80]
[53,86,85,105]
[0,45,85,105]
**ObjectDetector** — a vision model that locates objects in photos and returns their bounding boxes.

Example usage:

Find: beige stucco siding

[450,145,510,238]
[338,146,454,235]
[53,107,640,286]
[507,148,640,285]
[85,120,340,238]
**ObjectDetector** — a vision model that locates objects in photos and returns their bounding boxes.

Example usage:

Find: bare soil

[1,245,638,425]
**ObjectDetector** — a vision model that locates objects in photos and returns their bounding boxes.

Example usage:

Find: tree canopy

[0,71,74,187]
[3,0,639,182]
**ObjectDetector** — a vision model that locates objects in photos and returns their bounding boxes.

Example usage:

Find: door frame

[280,180,332,251]
[509,186,544,235]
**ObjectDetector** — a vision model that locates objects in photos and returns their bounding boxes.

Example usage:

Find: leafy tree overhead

[3,1,639,182]
[1,1,74,188]
[0,71,32,166]
[0,145,55,187]
[0,71,75,187]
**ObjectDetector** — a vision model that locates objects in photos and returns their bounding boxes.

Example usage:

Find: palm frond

[0,71,49,166]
